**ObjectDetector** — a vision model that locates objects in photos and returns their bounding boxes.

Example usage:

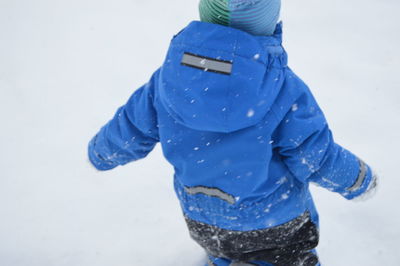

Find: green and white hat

[199,0,281,36]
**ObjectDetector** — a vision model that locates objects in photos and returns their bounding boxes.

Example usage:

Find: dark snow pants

[185,212,319,266]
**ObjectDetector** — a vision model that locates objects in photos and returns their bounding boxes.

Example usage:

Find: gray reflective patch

[347,159,368,192]
[184,186,236,204]
[181,53,232,75]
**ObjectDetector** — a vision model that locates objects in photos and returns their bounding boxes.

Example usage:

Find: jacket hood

[159,21,288,133]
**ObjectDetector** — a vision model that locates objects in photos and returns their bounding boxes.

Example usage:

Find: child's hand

[87,157,115,172]
[87,159,101,172]
[352,172,379,202]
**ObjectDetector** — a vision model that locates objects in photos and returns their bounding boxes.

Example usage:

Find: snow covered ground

[1,0,399,265]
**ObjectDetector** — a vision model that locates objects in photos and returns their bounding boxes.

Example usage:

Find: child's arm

[273,85,376,200]
[88,71,160,171]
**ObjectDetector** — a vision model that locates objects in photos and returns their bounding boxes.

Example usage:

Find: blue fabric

[205,253,321,266]
[88,21,373,231]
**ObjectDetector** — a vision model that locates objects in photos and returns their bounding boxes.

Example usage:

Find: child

[88,0,377,265]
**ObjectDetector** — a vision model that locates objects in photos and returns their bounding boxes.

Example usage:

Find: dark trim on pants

[185,212,319,266]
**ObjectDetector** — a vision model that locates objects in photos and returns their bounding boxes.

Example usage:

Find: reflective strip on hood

[181,52,233,75]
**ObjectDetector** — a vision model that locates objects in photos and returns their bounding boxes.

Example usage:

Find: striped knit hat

[199,0,281,36]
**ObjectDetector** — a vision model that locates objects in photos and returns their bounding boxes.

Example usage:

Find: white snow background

[1,0,399,265]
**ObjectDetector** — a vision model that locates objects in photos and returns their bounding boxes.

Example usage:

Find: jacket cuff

[341,159,373,200]
[88,135,118,171]
[351,173,378,202]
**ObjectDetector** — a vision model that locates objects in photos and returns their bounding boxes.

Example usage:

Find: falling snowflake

[247,109,255,117]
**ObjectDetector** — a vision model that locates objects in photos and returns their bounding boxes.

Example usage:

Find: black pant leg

[185,211,319,266]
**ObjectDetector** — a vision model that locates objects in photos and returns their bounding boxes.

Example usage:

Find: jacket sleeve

[273,86,374,200]
[88,71,160,171]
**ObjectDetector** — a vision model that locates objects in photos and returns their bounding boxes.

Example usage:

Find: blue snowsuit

[88,21,374,266]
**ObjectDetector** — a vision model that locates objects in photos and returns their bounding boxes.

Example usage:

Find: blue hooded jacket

[88,21,374,231]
